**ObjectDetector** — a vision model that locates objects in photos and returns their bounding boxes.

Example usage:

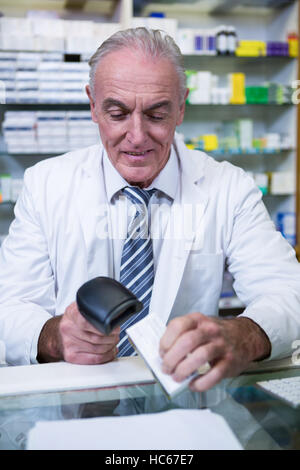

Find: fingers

[189,359,229,392]
[159,313,243,392]
[170,341,222,382]
[160,314,221,376]
[159,313,204,357]
[63,343,119,365]
[59,301,121,365]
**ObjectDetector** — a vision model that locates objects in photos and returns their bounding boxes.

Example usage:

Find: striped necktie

[117,186,155,357]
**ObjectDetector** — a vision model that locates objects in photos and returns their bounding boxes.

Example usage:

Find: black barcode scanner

[76,276,143,335]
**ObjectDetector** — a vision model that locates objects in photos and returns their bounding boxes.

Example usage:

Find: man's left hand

[159,312,271,392]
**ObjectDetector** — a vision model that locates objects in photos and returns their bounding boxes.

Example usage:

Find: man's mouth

[123,150,152,157]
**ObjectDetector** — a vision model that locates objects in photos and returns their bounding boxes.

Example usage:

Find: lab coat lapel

[75,146,113,280]
[150,138,208,324]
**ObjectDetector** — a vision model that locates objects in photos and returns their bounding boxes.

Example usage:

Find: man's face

[86,48,187,188]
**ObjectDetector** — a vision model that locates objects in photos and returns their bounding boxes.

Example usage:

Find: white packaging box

[62,91,88,102]
[16,81,38,90]
[237,119,253,150]
[16,71,38,80]
[11,178,23,202]
[3,111,36,127]
[65,36,96,54]
[41,52,63,62]
[0,61,16,71]
[67,110,91,121]
[37,142,67,154]
[253,173,268,194]
[92,23,120,44]
[176,28,195,55]
[1,34,35,51]
[38,91,65,103]
[148,17,178,40]
[38,71,62,81]
[62,81,86,90]
[37,126,67,138]
[17,52,42,62]
[38,81,63,90]
[16,90,38,102]
[266,133,280,149]
[6,130,36,140]
[68,126,96,137]
[38,62,62,73]
[132,17,177,40]
[62,72,88,81]
[270,172,295,195]
[0,78,15,89]
[0,17,32,35]
[61,62,89,71]
[64,20,94,37]
[4,91,17,102]
[194,71,212,104]
[37,111,66,121]
[0,51,18,61]
[0,174,12,201]
[31,18,65,38]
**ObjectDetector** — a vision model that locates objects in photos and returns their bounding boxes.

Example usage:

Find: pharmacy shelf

[0,193,294,207]
[1,103,90,109]
[0,148,294,158]
[205,148,294,156]
[186,103,294,106]
[0,103,294,108]
[183,54,296,60]
[0,49,295,60]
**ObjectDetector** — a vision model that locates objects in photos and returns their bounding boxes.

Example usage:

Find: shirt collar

[103,145,179,202]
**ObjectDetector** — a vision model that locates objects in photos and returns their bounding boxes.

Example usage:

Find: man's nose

[126,114,148,147]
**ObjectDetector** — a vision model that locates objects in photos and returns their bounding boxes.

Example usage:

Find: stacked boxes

[185,121,292,155]
[228,73,246,104]
[0,17,121,54]
[2,111,99,154]
[186,70,293,105]
[288,33,298,57]
[0,17,297,58]
[277,212,296,246]
[177,27,296,57]
[235,40,266,57]
[0,174,23,203]
[131,17,178,40]
[0,52,89,103]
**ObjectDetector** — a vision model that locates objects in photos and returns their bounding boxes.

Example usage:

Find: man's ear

[86,85,98,123]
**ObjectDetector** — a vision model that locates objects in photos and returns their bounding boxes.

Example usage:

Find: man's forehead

[95,47,177,84]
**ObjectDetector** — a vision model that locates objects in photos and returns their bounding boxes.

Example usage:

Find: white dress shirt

[102,146,179,280]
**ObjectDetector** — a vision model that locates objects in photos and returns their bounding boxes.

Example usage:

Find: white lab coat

[0,133,300,365]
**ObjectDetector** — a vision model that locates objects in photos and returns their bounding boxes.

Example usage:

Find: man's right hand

[37,301,120,364]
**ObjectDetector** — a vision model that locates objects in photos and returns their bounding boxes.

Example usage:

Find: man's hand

[159,312,271,392]
[37,301,120,364]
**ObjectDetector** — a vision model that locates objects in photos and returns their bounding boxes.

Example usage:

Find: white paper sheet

[27,408,242,450]
[126,315,210,397]
[0,356,154,397]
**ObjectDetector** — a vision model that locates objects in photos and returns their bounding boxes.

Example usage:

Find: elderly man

[0,28,300,392]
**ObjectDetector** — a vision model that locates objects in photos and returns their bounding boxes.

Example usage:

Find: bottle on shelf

[226,26,237,56]
[216,25,228,56]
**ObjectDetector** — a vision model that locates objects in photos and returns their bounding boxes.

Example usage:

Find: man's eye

[110,113,126,120]
[149,115,164,121]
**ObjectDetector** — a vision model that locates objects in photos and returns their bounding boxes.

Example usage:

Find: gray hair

[88,27,187,104]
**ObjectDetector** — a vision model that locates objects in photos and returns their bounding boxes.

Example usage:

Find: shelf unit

[0,0,299,252]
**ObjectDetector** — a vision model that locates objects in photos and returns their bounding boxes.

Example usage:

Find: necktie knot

[122,186,156,208]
